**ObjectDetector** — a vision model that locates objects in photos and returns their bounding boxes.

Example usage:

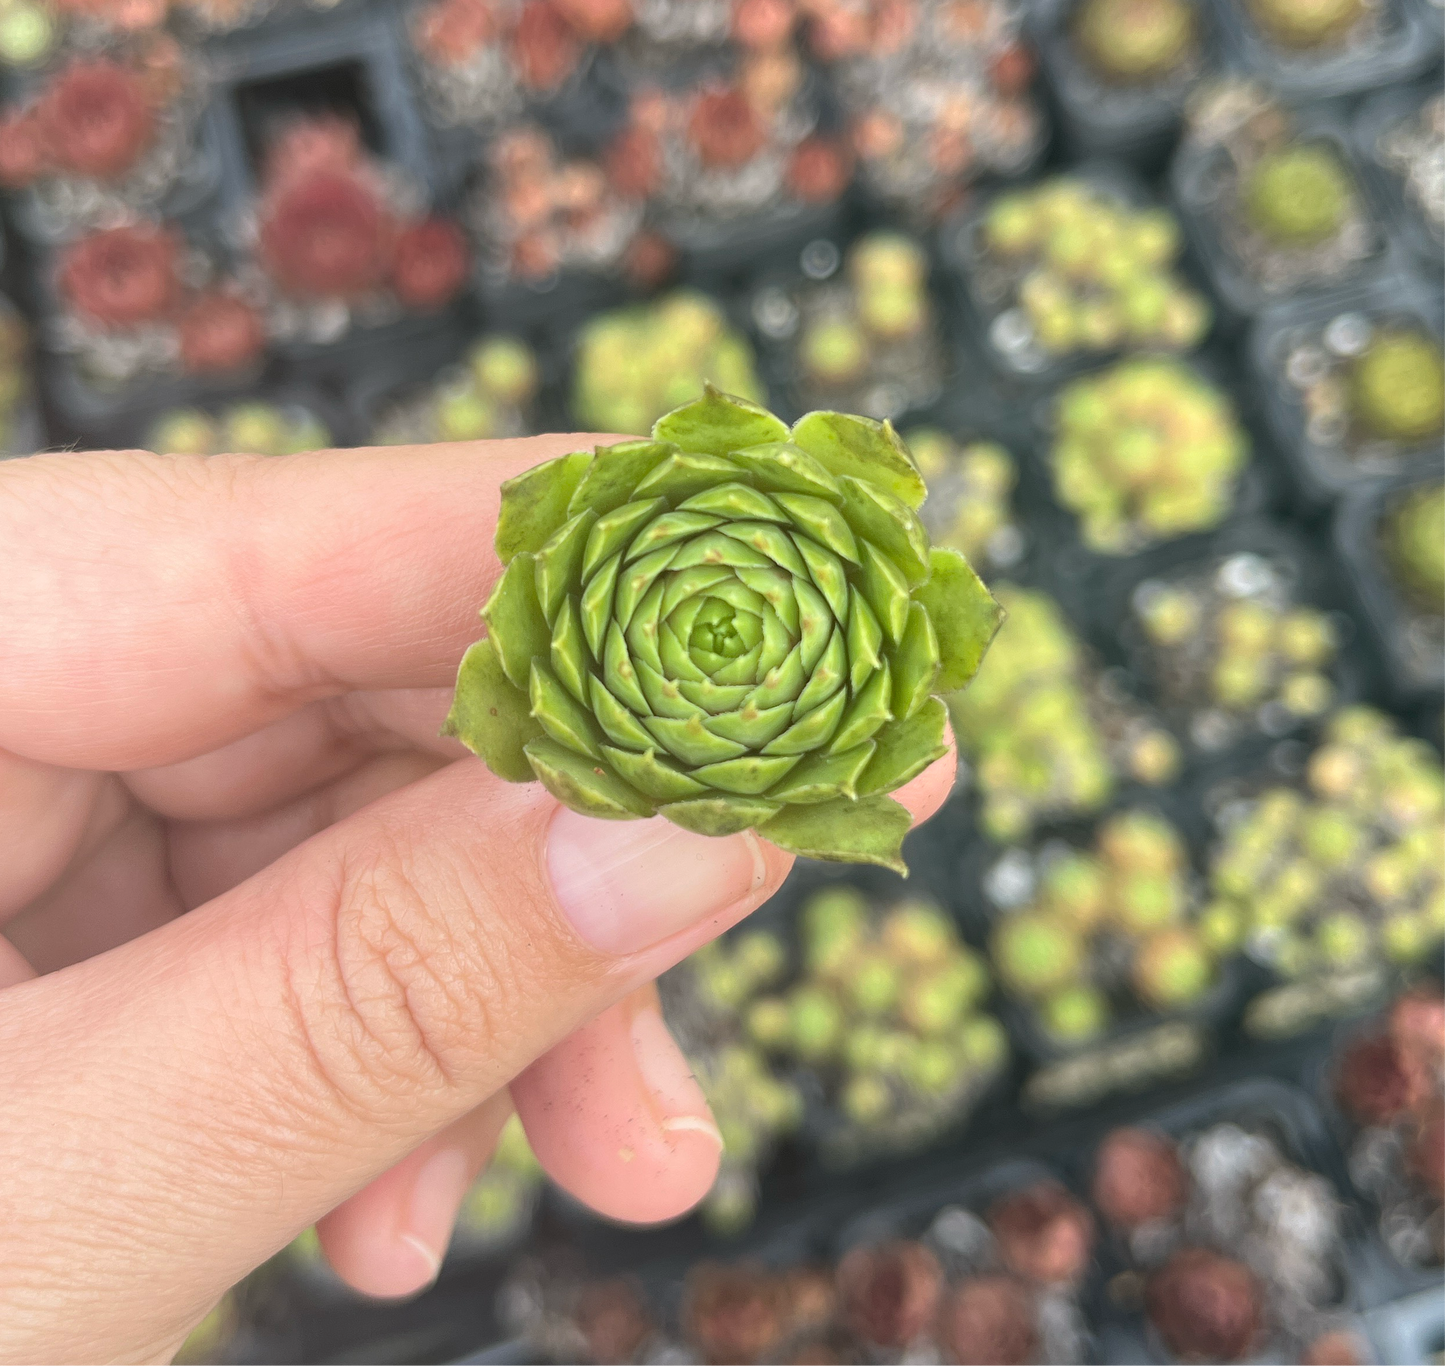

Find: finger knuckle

[286,828,517,1119]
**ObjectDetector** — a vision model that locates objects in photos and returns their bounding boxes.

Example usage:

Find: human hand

[0,435,955,1364]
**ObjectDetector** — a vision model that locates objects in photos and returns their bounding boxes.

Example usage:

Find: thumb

[0,758,788,1365]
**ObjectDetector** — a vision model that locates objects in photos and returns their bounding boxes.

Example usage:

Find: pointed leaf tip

[443,639,542,782]
[758,794,913,874]
[915,548,1003,693]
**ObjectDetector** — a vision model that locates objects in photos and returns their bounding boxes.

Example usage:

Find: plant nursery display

[1048,357,1249,554]
[570,291,763,434]
[948,586,1181,843]
[369,333,541,443]
[908,426,1024,579]
[959,176,1210,375]
[444,388,1003,873]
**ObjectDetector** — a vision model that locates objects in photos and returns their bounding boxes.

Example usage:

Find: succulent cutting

[446,388,1002,872]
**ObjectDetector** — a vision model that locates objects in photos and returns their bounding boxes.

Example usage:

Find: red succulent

[787,135,851,201]
[177,291,265,374]
[1146,1248,1263,1363]
[392,217,469,310]
[989,41,1035,96]
[554,0,632,41]
[263,116,363,191]
[682,1263,787,1366]
[622,229,676,289]
[988,1181,1096,1286]
[1334,1035,1414,1128]
[688,87,765,169]
[58,223,179,328]
[836,1240,943,1349]
[603,124,663,199]
[512,0,582,90]
[936,1276,1037,1366]
[259,170,396,300]
[1092,1128,1189,1230]
[415,0,500,65]
[0,112,46,188]
[34,59,155,181]
[733,0,795,47]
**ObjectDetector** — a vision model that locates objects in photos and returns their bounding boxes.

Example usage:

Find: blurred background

[0,0,1441,1359]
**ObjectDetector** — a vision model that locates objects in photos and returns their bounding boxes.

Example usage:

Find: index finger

[0,436,605,770]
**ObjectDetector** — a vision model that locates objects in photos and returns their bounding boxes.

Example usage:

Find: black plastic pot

[1250,267,1445,510]
[1334,467,1444,703]
[1028,0,1218,170]
[1171,110,1391,330]
[1208,0,1439,101]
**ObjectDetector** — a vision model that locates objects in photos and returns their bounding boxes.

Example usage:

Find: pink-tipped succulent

[177,291,265,374]
[414,0,503,65]
[688,85,766,169]
[787,134,851,201]
[604,123,664,199]
[259,169,397,300]
[511,0,582,89]
[59,222,180,328]
[734,0,796,47]
[0,113,46,188]
[36,59,156,180]
[554,0,632,41]
[392,217,470,310]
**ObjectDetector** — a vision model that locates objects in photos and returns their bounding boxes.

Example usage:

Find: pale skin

[0,435,956,1364]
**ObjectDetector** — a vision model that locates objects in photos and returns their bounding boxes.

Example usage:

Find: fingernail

[399,1146,471,1285]
[549,810,767,957]
[630,1001,723,1149]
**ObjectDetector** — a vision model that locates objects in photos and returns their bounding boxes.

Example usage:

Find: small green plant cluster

[0,0,56,66]
[1136,577,1337,721]
[1350,330,1445,447]
[372,336,540,444]
[1383,483,1445,615]
[948,586,1180,843]
[1072,0,1200,85]
[991,810,1224,1047]
[1245,0,1364,49]
[675,898,1006,1225]
[146,402,331,458]
[908,427,1020,575]
[980,180,1210,358]
[745,890,1007,1149]
[1242,144,1358,250]
[572,291,764,435]
[452,1113,545,1247]
[798,234,934,389]
[1208,707,1445,979]
[0,303,31,455]
[1052,357,1248,554]
[673,929,805,1235]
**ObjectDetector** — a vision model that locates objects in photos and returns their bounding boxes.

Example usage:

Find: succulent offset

[1209,707,1445,978]
[976,179,1210,365]
[1383,482,1445,614]
[1052,357,1247,553]
[990,809,1223,1046]
[446,388,1002,872]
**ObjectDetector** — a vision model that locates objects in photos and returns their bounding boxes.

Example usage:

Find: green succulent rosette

[445,388,1003,873]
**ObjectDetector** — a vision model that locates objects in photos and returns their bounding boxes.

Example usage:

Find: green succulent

[1073,0,1198,83]
[1052,358,1247,553]
[1132,926,1214,1008]
[1246,0,1363,47]
[471,335,540,407]
[572,292,764,435]
[1209,707,1445,983]
[147,402,331,458]
[1041,983,1111,1042]
[1351,330,1445,444]
[910,430,1019,571]
[981,181,1209,361]
[992,911,1085,996]
[1243,145,1355,248]
[1384,484,1445,613]
[0,2,53,66]
[446,389,1002,872]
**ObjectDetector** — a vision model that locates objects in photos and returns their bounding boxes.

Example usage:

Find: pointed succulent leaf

[660,795,782,836]
[856,697,949,797]
[530,661,605,759]
[443,639,542,781]
[837,476,930,584]
[496,451,593,558]
[758,794,912,873]
[790,411,927,509]
[725,442,843,501]
[652,384,789,454]
[693,753,800,795]
[678,482,787,523]
[602,745,708,801]
[634,451,744,503]
[890,602,941,719]
[767,741,875,804]
[568,440,677,517]
[482,553,551,689]
[583,498,665,578]
[914,548,1004,693]
[828,663,893,753]
[524,737,654,819]
[534,512,596,624]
